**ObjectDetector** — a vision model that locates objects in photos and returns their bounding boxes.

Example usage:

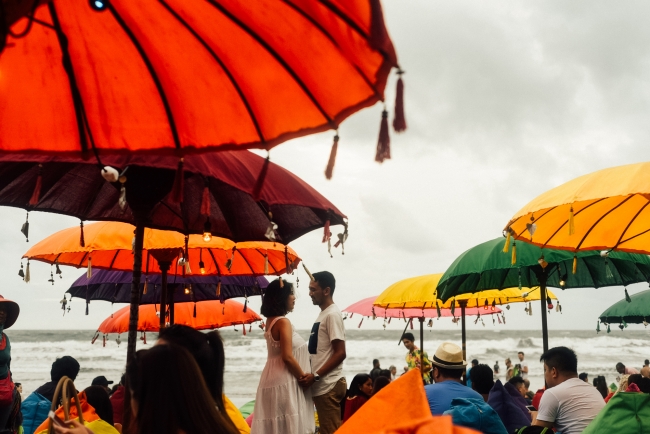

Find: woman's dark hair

[379,369,391,379]
[157,325,227,416]
[260,279,294,317]
[347,374,372,399]
[51,356,80,382]
[628,374,650,393]
[372,376,390,395]
[126,344,237,434]
[594,375,608,398]
[84,386,114,425]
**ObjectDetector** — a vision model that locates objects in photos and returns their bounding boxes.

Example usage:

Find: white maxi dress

[251,317,315,434]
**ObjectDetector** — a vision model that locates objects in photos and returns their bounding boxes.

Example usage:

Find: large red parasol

[1,0,404,169]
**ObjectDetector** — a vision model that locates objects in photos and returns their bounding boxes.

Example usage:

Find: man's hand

[299,373,315,388]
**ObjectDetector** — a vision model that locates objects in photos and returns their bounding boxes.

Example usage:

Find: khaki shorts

[313,377,347,434]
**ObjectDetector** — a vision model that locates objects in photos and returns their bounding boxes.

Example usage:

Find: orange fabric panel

[378,416,480,434]
[33,391,100,434]
[23,221,300,276]
[97,299,261,333]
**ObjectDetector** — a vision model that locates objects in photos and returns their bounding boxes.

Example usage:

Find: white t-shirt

[308,304,346,397]
[520,359,529,379]
[536,377,605,434]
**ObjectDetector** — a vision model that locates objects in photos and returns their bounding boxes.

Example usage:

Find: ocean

[6,328,649,408]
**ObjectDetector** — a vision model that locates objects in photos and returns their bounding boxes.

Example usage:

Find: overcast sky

[3,0,650,336]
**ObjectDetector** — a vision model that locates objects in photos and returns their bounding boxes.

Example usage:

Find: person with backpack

[0,296,20,432]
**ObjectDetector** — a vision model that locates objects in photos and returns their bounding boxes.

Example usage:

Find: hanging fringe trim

[200,185,211,216]
[284,246,292,274]
[193,303,197,318]
[325,135,339,180]
[25,261,30,283]
[503,231,511,253]
[85,300,89,315]
[243,297,248,313]
[393,71,406,132]
[572,255,578,274]
[87,257,92,279]
[436,301,441,318]
[322,220,331,243]
[409,318,414,329]
[568,206,575,235]
[171,158,185,203]
[243,325,247,336]
[625,288,632,303]
[80,221,85,247]
[511,243,517,265]
[216,281,222,298]
[21,213,29,242]
[252,156,270,201]
[264,255,269,275]
[375,110,391,163]
[29,165,43,206]
[358,318,364,328]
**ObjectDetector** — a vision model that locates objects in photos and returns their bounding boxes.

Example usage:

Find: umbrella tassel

[450,300,455,317]
[252,155,270,201]
[498,315,502,324]
[596,320,600,333]
[200,185,210,216]
[324,135,339,180]
[87,257,92,279]
[409,318,414,329]
[85,301,89,316]
[625,288,632,303]
[80,221,85,247]
[436,301,441,318]
[216,281,222,297]
[607,323,611,333]
[21,213,29,242]
[24,261,30,283]
[375,109,391,163]
[18,262,24,279]
[284,246,292,273]
[91,332,99,345]
[243,297,248,313]
[605,259,613,279]
[264,256,269,275]
[393,71,406,132]
[511,242,517,265]
[29,166,43,206]
[503,231,510,253]
[358,318,363,328]
[193,303,197,318]
[573,255,578,274]
[568,206,575,235]
[103,335,106,347]
[171,158,184,203]
[143,278,148,295]
[243,326,246,336]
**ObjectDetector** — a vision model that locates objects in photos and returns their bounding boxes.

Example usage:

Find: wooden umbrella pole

[158,261,171,330]
[127,221,145,364]
[419,317,424,378]
[540,274,549,353]
[459,300,468,362]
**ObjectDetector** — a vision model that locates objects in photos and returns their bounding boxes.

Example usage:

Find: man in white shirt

[534,346,604,434]
[300,271,346,434]
[518,351,529,379]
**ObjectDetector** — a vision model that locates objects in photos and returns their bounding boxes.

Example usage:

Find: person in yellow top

[401,332,432,384]
[157,325,250,433]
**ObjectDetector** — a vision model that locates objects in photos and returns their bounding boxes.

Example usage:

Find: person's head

[523,378,530,389]
[372,376,391,395]
[91,375,114,394]
[379,369,391,380]
[645,359,650,367]
[401,332,416,351]
[508,376,527,397]
[617,374,629,395]
[389,365,396,375]
[430,342,466,383]
[628,374,650,393]
[616,362,626,374]
[471,359,479,367]
[309,271,336,306]
[525,390,535,400]
[157,325,227,414]
[505,358,512,367]
[579,372,589,383]
[594,375,608,398]
[540,346,578,388]
[348,374,373,398]
[518,351,525,361]
[0,296,19,329]
[50,356,80,382]
[126,344,237,434]
[469,364,494,396]
[15,383,22,394]
[84,385,114,425]
[260,279,295,317]
[373,359,380,368]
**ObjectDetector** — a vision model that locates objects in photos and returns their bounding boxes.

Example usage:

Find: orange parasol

[94,300,261,344]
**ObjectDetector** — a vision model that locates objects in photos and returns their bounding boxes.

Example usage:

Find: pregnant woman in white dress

[251,279,315,434]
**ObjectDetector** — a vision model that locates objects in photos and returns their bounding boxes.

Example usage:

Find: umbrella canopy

[373,274,557,309]
[1,0,402,158]
[599,289,650,326]
[96,299,261,335]
[0,151,346,243]
[437,238,650,301]
[67,270,268,305]
[344,296,501,319]
[24,221,301,276]
[505,162,650,254]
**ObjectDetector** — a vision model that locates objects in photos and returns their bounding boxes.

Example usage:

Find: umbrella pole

[127,221,145,364]
[397,317,410,345]
[159,261,171,330]
[419,317,424,378]
[459,300,467,362]
[540,274,549,353]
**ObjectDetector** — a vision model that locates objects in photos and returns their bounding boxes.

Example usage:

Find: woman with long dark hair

[157,325,247,433]
[251,279,314,434]
[342,374,372,422]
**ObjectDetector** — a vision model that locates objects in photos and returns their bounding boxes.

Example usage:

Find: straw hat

[430,342,466,369]
[0,295,20,329]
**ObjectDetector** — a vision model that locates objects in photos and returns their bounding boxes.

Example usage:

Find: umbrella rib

[576,196,634,250]
[615,197,650,248]
[205,0,335,127]
[237,250,258,276]
[48,4,90,155]
[280,0,378,94]
[158,1,265,143]
[207,249,223,276]
[108,250,121,271]
[513,206,556,238]
[106,4,182,150]
[539,198,608,247]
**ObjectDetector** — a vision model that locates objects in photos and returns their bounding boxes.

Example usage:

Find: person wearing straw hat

[0,295,19,430]
[425,342,482,415]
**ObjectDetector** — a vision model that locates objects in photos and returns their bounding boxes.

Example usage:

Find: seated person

[469,364,494,401]
[424,342,482,415]
[534,346,604,434]
[34,356,80,402]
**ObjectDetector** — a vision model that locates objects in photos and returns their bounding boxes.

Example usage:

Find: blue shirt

[466,367,472,388]
[425,380,483,415]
